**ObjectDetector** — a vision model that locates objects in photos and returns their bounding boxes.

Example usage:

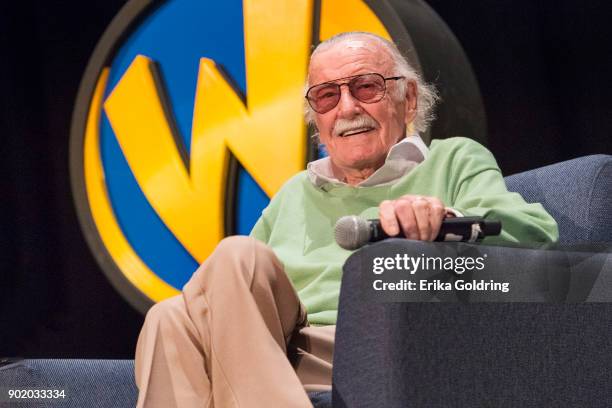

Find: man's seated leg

[291,325,335,393]
[134,236,313,408]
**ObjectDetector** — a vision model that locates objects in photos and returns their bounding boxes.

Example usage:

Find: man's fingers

[430,204,446,241]
[412,198,431,240]
[394,199,418,240]
[379,200,400,236]
[380,195,447,241]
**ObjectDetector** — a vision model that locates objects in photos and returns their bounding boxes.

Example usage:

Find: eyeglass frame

[305,73,405,114]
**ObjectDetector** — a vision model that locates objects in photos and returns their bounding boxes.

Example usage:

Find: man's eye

[318,91,338,99]
[357,82,375,89]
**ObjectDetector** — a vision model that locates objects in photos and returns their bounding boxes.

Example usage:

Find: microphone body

[335,216,502,250]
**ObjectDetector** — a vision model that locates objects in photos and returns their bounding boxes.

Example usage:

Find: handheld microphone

[334,215,502,250]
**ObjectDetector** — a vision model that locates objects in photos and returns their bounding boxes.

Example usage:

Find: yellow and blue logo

[70,0,414,312]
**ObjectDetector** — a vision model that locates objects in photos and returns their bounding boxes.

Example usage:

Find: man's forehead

[311,37,386,62]
[308,39,392,83]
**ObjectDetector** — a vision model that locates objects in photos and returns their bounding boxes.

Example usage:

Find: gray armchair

[333,154,612,407]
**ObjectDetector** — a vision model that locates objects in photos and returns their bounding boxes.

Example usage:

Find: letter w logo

[103,0,312,263]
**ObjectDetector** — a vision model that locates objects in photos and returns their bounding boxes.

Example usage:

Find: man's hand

[379,195,447,241]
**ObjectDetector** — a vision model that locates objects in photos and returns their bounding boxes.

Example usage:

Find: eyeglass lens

[308,74,386,114]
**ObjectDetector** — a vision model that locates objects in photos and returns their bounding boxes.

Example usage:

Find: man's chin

[340,151,383,169]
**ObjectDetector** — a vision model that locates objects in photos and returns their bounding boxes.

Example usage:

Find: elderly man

[134,32,558,407]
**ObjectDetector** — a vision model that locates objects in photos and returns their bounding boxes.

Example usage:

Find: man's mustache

[333,115,379,137]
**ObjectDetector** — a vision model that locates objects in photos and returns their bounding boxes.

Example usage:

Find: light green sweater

[250,137,558,325]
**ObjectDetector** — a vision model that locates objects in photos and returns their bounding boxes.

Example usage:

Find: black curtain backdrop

[1,0,611,358]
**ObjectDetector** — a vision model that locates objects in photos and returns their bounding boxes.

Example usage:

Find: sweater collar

[306,134,429,189]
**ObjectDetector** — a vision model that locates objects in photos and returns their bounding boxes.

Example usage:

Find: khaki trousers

[134,236,334,408]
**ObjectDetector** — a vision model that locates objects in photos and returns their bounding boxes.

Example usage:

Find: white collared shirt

[306,134,462,216]
[306,134,429,188]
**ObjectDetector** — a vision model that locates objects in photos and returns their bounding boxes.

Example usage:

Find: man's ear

[404,80,418,124]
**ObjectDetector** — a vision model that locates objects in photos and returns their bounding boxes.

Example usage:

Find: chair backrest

[505,154,612,243]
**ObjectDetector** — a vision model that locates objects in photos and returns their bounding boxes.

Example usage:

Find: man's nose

[336,84,361,117]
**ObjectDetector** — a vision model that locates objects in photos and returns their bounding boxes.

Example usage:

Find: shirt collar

[306,134,429,188]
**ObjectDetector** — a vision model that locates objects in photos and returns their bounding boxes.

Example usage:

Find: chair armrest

[332,239,612,407]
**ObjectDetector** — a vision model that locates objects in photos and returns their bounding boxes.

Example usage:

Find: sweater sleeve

[249,197,278,244]
[449,139,559,244]
[248,173,297,243]
[249,215,270,243]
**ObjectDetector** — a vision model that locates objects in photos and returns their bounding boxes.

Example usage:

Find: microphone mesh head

[334,215,370,250]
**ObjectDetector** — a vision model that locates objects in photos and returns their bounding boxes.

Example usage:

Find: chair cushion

[0,359,332,407]
[0,359,137,407]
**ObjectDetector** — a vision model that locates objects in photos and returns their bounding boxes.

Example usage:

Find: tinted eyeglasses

[306,73,404,114]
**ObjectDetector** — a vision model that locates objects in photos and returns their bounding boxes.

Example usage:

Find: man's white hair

[305,32,439,134]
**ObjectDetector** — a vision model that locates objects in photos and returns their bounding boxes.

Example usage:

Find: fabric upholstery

[505,154,612,243]
[0,359,331,407]
[0,359,138,407]
[332,236,612,406]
